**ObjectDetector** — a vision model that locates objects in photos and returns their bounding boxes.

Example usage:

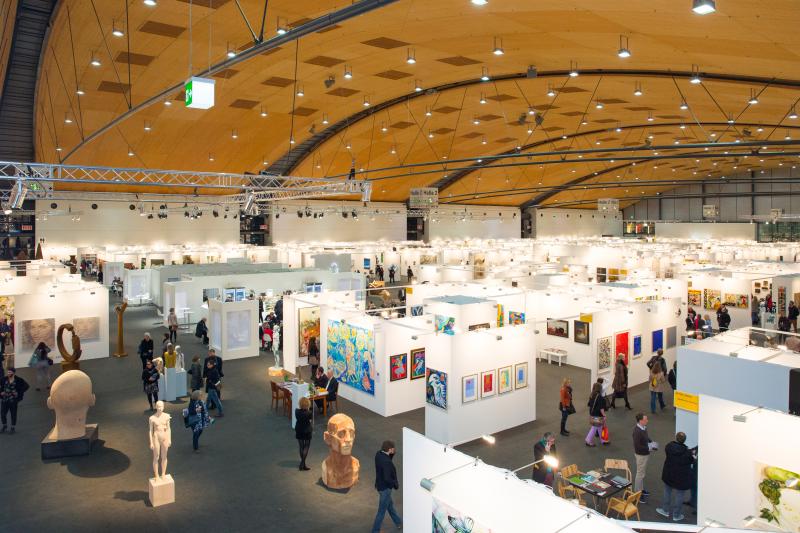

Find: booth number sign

[673,391,699,413]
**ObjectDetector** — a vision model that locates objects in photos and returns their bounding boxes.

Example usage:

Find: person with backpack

[647,349,668,375]
[0,367,29,433]
[184,390,211,452]
[30,341,53,391]
[585,383,608,447]
[649,364,669,414]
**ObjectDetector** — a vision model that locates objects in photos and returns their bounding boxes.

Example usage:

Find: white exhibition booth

[677,328,800,446]
[207,299,259,360]
[123,268,153,304]
[403,428,634,533]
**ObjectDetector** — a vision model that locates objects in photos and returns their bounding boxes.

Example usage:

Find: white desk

[539,348,568,366]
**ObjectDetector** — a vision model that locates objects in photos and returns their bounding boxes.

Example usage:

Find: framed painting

[410,305,424,316]
[433,497,492,533]
[389,353,407,381]
[435,314,456,335]
[326,320,376,396]
[462,374,478,403]
[298,306,321,359]
[633,335,642,358]
[666,326,677,349]
[410,348,426,380]
[468,323,490,331]
[615,330,630,365]
[597,336,612,373]
[652,329,664,353]
[573,320,590,344]
[546,319,569,338]
[704,288,722,310]
[755,461,800,531]
[687,289,702,307]
[498,365,513,394]
[514,362,528,390]
[508,311,525,325]
[72,317,100,342]
[19,318,55,351]
[426,368,448,410]
[496,304,504,327]
[480,369,496,398]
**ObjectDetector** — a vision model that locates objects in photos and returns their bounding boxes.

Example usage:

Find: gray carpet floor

[0,299,685,532]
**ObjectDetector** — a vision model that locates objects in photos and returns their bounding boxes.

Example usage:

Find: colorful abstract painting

[755,462,800,531]
[546,319,569,338]
[432,497,493,533]
[480,369,496,398]
[426,368,447,409]
[389,353,407,381]
[514,362,528,390]
[615,330,630,366]
[573,320,590,344]
[597,336,612,373]
[462,374,478,403]
[704,288,722,310]
[687,289,702,307]
[508,311,525,325]
[298,306,320,359]
[435,314,456,335]
[496,304,504,327]
[652,329,664,353]
[326,320,376,396]
[410,305,424,316]
[724,293,749,309]
[410,348,426,380]
[498,365,513,394]
[633,335,642,358]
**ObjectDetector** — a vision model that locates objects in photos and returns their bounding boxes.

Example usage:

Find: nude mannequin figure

[148,401,171,479]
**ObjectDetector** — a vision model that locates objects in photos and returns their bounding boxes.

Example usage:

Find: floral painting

[755,462,800,531]
[326,320,376,396]
[410,348,426,380]
[426,368,447,410]
[432,497,493,533]
[389,353,407,381]
[597,336,612,372]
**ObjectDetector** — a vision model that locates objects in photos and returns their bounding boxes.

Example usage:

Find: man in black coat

[1,368,29,434]
[532,432,558,487]
[656,432,695,522]
[717,306,731,332]
[371,440,402,532]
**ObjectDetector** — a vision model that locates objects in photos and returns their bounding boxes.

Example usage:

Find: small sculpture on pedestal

[272,325,281,368]
[148,400,175,507]
[56,323,82,372]
[41,370,98,458]
[321,413,360,489]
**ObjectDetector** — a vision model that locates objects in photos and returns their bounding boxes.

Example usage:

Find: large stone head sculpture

[324,413,356,455]
[46,370,95,440]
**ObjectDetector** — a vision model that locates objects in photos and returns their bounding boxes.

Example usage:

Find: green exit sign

[185,77,215,109]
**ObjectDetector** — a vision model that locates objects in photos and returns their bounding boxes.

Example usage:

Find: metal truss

[0,161,369,203]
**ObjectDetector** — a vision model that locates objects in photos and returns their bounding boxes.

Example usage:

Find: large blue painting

[652,329,663,353]
[326,320,376,396]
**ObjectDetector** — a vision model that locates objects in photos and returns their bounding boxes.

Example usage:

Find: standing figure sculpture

[272,325,281,368]
[148,401,171,479]
[322,413,360,489]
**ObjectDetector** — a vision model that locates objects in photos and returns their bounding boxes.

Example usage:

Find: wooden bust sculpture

[148,401,171,479]
[322,413,360,489]
[57,323,82,371]
[46,370,95,440]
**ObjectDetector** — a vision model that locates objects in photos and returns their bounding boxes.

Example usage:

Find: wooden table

[564,470,630,509]
[277,383,329,425]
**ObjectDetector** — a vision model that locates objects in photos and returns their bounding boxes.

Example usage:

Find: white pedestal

[286,381,311,429]
[164,367,187,401]
[148,474,175,507]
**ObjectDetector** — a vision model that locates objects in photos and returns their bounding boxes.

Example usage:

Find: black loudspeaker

[789,368,800,416]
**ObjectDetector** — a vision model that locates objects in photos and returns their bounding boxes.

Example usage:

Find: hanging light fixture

[208,153,214,161]
[127,147,134,157]
[595,100,604,109]
[690,64,702,84]
[296,85,304,97]
[789,108,798,120]
[479,93,487,104]
[692,0,716,15]
[143,0,156,6]
[569,60,579,77]
[414,79,423,92]
[473,115,480,125]
[748,89,758,105]
[546,84,555,97]
[276,18,288,35]
[492,36,504,56]
[480,67,490,81]
[64,113,73,124]
[226,43,236,58]
[343,64,352,79]
[112,20,124,37]
[260,106,268,117]
[633,81,643,96]
[322,113,329,124]
[363,96,370,107]
[76,88,85,96]
[381,122,388,132]
[527,107,536,116]
[144,121,152,132]
[727,115,735,124]
[680,100,689,110]
[231,129,238,139]
[406,48,416,64]
[481,136,487,145]
[647,112,654,122]
[90,52,101,67]
[617,35,631,58]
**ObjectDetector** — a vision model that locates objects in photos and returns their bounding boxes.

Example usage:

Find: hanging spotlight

[290,136,296,145]
[786,131,792,140]
[569,60,579,77]
[90,52,101,67]
[260,106,268,117]
[428,131,434,139]
[9,180,27,209]
[112,20,124,38]
[231,129,238,139]
[406,48,416,64]
[343,64,353,79]
[473,116,480,125]
[471,0,488,4]
[144,121,152,132]
[276,18,288,34]
[789,108,798,120]
[321,113,329,124]
[414,79,423,92]
[546,84,555,97]
[390,146,397,155]
[381,122,388,132]
[690,64,702,84]
[692,0,716,15]
[363,96,370,107]
[480,67,490,81]
[492,36,504,56]
[164,100,172,106]
[243,191,256,214]
[647,112,654,122]
[208,153,215,161]
[143,0,156,5]
[226,43,236,58]
[481,136,487,145]
[617,35,631,58]
[425,107,432,117]
[127,148,134,157]
[479,93,487,104]
[64,113,73,124]
[580,116,588,125]
[680,100,689,110]
[748,89,759,105]
[595,100,604,109]
[296,85,304,97]
[527,107,536,116]
[633,81,643,96]
[727,115,735,124]
[76,88,85,96]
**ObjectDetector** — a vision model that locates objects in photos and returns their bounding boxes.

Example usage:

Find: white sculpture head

[47,370,96,440]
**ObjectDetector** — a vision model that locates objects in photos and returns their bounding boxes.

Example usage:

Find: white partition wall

[207,299,259,360]
[403,428,634,533]
[123,269,152,303]
[698,395,800,531]
[102,262,124,286]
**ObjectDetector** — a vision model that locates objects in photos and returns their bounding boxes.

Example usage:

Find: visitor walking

[649,364,668,413]
[204,360,224,417]
[0,367,29,433]
[532,432,558,487]
[307,335,320,378]
[611,355,631,409]
[30,341,52,391]
[142,359,160,411]
[406,266,413,282]
[647,349,668,375]
[789,301,799,332]
[656,432,695,522]
[668,361,677,391]
[585,383,608,447]
[161,332,170,354]
[559,378,574,436]
[167,307,178,343]
[195,318,209,345]
[633,413,656,503]
[388,265,396,283]
[138,332,154,369]
[295,396,313,471]
[371,440,402,533]
[185,390,211,452]
[717,305,731,332]
[187,355,203,391]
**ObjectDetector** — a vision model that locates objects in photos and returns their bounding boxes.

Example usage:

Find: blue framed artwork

[633,335,642,358]
[326,320,376,395]
[652,329,663,353]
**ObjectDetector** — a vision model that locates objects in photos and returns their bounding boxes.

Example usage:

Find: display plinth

[41,423,98,459]
[148,474,175,507]
[164,367,187,401]
[268,366,284,377]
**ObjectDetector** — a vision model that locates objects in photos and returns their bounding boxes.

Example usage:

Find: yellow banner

[674,391,699,413]
[579,313,593,323]
[405,287,413,294]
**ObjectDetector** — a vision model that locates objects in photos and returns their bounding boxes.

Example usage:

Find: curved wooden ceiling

[32,0,800,206]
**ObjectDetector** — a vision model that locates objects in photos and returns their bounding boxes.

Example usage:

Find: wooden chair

[604,458,633,497]
[606,490,642,520]
[283,388,292,418]
[270,381,283,410]
[557,464,586,504]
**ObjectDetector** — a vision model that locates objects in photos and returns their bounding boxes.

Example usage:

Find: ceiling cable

[188,0,192,78]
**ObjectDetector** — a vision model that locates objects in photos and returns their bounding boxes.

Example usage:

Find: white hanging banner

[409,187,439,209]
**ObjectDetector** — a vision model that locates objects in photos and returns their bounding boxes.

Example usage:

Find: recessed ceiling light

[406,48,416,64]
[617,35,631,58]
[143,0,156,6]
[692,0,716,15]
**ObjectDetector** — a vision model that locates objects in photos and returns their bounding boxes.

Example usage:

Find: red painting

[614,330,630,366]
[480,370,496,398]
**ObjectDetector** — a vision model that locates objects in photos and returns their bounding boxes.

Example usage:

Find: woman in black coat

[295,397,313,471]
[657,432,696,521]
[141,360,160,411]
